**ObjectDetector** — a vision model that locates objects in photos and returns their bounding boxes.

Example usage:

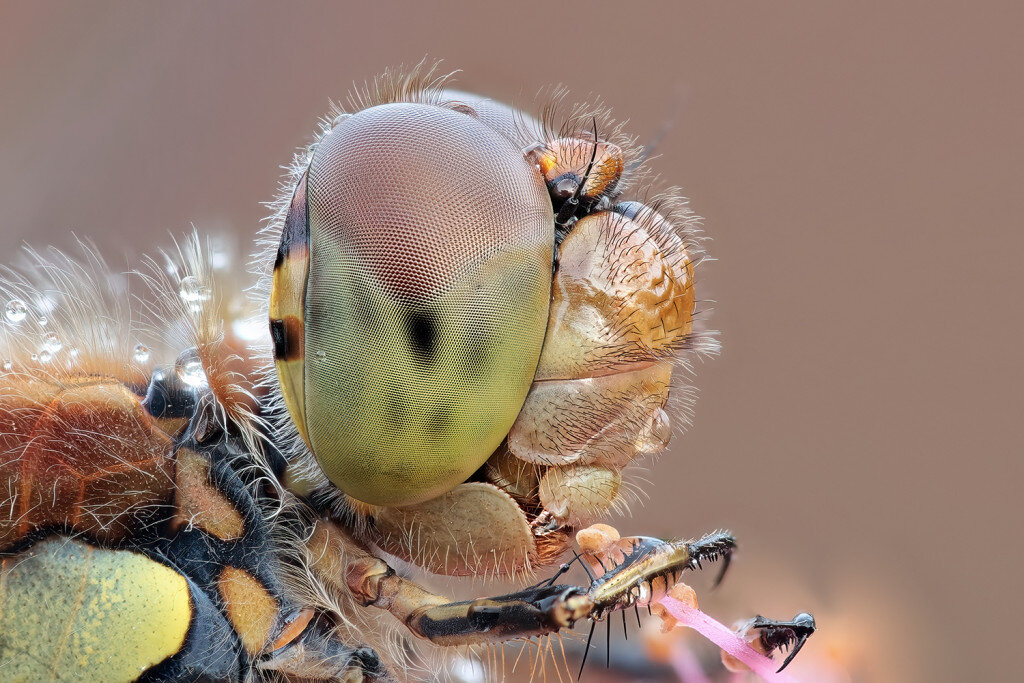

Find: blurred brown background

[1,2,1019,681]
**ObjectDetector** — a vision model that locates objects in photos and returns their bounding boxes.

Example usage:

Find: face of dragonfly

[269,79,706,525]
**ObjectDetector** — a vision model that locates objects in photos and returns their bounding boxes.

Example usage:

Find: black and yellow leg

[747,612,817,673]
[309,520,740,651]
[309,520,594,647]
[351,555,593,647]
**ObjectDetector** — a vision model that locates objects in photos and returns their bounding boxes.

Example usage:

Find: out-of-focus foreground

[1,3,1019,681]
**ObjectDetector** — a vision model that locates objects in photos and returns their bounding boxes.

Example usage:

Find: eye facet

[273,102,554,507]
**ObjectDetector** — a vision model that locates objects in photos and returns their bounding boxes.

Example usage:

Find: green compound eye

[272,102,554,507]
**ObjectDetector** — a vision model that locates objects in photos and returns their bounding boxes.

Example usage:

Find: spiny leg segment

[747,612,817,673]
[307,519,734,650]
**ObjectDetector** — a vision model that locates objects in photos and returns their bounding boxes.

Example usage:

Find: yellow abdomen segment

[0,538,192,681]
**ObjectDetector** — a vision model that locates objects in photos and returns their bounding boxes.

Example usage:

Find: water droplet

[37,316,48,327]
[133,344,151,363]
[178,361,207,387]
[1,359,11,372]
[69,347,80,360]
[175,348,208,388]
[5,299,27,324]
[314,350,326,359]
[178,276,211,305]
[42,332,62,353]
[30,353,38,362]
[39,350,52,363]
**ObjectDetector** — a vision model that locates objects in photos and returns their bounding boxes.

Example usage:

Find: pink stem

[658,596,798,682]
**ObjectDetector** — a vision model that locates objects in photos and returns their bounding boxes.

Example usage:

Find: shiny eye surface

[274,102,554,506]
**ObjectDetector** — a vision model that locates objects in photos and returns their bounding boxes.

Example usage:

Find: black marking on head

[275,171,310,270]
[270,317,304,362]
[407,311,438,360]
[270,319,289,361]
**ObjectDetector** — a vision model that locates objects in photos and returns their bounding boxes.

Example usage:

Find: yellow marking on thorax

[218,566,281,655]
[172,447,245,540]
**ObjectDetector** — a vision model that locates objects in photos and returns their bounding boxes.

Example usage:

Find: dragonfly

[0,63,813,681]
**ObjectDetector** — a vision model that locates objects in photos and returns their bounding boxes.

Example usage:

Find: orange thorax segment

[0,375,176,549]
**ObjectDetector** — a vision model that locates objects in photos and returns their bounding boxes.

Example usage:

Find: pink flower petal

[659,596,798,682]
[669,643,713,683]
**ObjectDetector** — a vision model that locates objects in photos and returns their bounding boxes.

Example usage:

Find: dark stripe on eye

[428,405,453,433]
[407,311,438,360]
[270,317,304,362]
[386,392,406,425]
[274,170,310,270]
[460,329,491,375]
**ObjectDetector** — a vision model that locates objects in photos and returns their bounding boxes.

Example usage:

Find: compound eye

[274,102,555,507]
